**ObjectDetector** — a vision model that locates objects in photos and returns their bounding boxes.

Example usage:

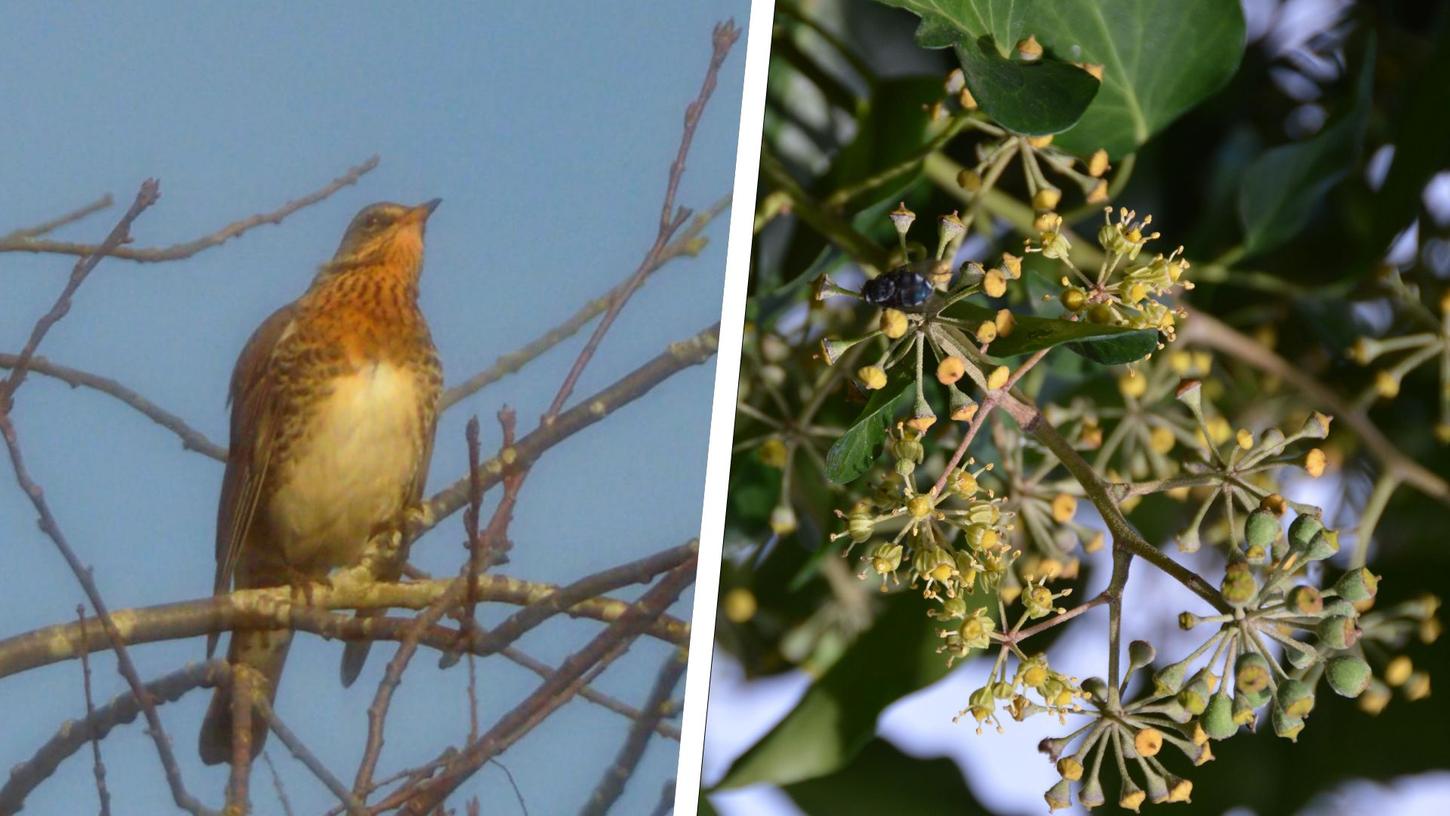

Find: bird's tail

[198,627,292,765]
[339,608,385,687]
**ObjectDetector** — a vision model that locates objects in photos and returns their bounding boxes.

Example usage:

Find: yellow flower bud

[937,356,967,385]
[1134,727,1163,758]
[1032,187,1061,212]
[1051,493,1077,523]
[984,269,1007,298]
[1119,372,1147,399]
[987,365,1010,390]
[857,365,887,390]
[994,308,1016,337]
[757,437,789,469]
[880,308,909,339]
[974,320,998,344]
[1305,447,1327,477]
[1375,370,1400,399]
[722,587,757,623]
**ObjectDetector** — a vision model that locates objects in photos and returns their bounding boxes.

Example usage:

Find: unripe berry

[1060,287,1087,312]
[1201,693,1236,740]
[1277,678,1316,719]
[1334,567,1378,602]
[1326,655,1372,698]
[1244,508,1280,552]
[1271,701,1305,741]
[1221,560,1257,607]
[1318,614,1360,650]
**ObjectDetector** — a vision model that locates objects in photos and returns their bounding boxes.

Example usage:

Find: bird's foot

[404,502,434,533]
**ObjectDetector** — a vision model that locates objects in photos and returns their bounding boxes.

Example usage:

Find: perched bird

[199,200,444,765]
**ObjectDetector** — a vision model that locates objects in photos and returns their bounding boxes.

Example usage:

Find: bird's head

[328,198,441,271]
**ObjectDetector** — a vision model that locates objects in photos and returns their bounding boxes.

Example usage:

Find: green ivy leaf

[1238,39,1376,257]
[953,35,1099,135]
[712,595,965,790]
[824,370,915,484]
[877,0,1246,156]
[947,302,1159,364]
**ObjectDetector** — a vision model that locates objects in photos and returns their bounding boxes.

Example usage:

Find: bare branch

[422,323,720,533]
[0,181,215,816]
[499,647,680,741]
[75,607,112,816]
[383,561,696,813]
[253,696,366,815]
[544,21,740,420]
[579,650,686,816]
[260,753,295,816]
[0,353,227,460]
[0,662,228,815]
[0,157,378,262]
[1,194,113,242]
[439,196,728,412]
[0,565,693,680]
[1,179,160,410]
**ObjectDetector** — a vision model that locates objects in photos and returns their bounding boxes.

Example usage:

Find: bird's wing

[212,305,298,622]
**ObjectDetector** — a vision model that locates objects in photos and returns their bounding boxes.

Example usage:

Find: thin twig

[261,754,295,816]
[0,157,378,261]
[439,197,728,412]
[354,410,526,800]
[385,562,697,814]
[0,353,226,460]
[423,324,720,532]
[1,180,160,410]
[543,20,740,420]
[648,780,676,816]
[75,607,112,816]
[1180,309,1450,504]
[499,647,680,740]
[253,697,366,815]
[0,181,214,816]
[1,194,113,242]
[579,651,686,816]
[0,662,228,815]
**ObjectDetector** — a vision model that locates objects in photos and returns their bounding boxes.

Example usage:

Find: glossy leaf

[954,35,1099,135]
[948,302,1159,364]
[878,0,1246,156]
[824,370,915,484]
[1238,40,1376,257]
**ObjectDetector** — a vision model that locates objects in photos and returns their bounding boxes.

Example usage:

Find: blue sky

[0,2,748,813]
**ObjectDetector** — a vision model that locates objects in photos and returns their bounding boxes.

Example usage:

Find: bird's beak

[403,198,442,225]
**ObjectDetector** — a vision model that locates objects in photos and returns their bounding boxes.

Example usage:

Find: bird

[198,199,444,765]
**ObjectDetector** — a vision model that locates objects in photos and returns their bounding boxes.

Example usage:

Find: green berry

[1244,508,1280,552]
[1326,655,1372,697]
[1201,692,1237,740]
[1277,677,1316,718]
[1317,614,1360,650]
[1334,567,1379,602]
